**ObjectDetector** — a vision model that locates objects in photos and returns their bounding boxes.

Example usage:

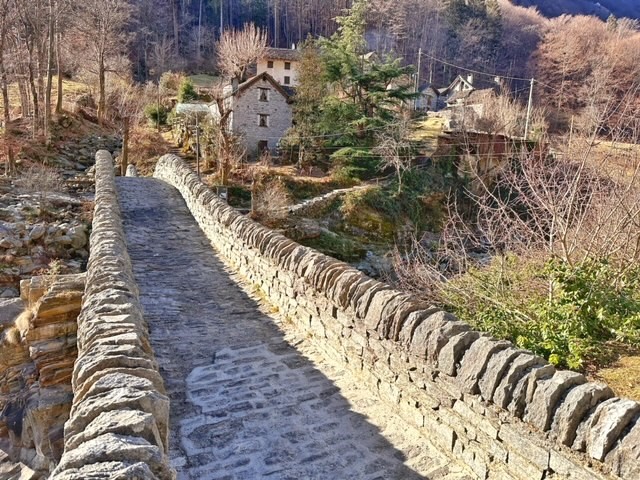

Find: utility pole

[415,47,422,111]
[524,77,534,141]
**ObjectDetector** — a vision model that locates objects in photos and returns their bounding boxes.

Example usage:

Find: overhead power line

[419,51,531,83]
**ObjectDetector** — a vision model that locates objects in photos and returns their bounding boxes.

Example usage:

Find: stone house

[439,74,502,114]
[256,47,302,87]
[416,83,441,112]
[210,72,293,158]
[438,74,476,106]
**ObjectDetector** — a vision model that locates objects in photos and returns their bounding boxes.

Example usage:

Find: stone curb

[51,151,175,480]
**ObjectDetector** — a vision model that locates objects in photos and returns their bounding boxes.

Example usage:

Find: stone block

[506,449,546,480]
[586,398,640,461]
[493,354,547,409]
[396,308,437,348]
[498,424,549,469]
[605,418,640,479]
[424,413,456,452]
[408,311,465,361]
[362,289,402,332]
[437,331,481,377]
[549,450,607,480]
[456,337,511,394]
[550,382,613,446]
[507,364,555,419]
[524,370,586,432]
[54,433,172,479]
[65,409,164,453]
[477,347,523,403]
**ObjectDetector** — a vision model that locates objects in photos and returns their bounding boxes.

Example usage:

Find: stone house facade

[256,47,301,87]
[211,72,293,158]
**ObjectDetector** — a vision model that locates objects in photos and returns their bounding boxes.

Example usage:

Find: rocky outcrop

[18,134,121,178]
[155,154,640,480]
[51,151,174,480]
[0,184,90,296]
[0,273,84,478]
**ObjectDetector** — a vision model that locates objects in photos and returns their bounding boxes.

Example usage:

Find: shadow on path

[117,177,447,480]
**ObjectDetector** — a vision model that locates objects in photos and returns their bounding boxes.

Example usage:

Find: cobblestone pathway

[116,177,471,480]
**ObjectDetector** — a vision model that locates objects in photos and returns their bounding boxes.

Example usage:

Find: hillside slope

[511,0,640,19]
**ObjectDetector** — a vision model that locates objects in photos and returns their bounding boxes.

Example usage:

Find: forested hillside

[512,0,640,20]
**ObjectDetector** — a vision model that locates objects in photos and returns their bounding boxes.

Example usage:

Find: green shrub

[346,169,445,234]
[331,147,380,183]
[178,79,198,103]
[441,256,640,370]
[144,104,168,127]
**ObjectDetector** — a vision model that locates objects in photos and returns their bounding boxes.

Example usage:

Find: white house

[210,72,293,158]
[438,74,475,104]
[256,47,302,87]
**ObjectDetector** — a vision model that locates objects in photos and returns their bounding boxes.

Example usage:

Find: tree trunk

[172,0,180,56]
[36,31,46,137]
[18,79,29,118]
[219,0,223,36]
[97,54,105,123]
[27,57,39,138]
[55,28,63,114]
[44,0,55,144]
[273,0,280,47]
[0,59,14,176]
[196,0,203,65]
[121,117,129,176]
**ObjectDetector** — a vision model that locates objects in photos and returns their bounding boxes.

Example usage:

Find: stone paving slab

[116,177,472,480]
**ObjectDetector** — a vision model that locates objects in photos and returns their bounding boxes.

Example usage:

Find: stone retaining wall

[155,154,639,480]
[51,151,174,480]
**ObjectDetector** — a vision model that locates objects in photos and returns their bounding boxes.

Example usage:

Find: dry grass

[0,76,91,119]
[128,127,173,176]
[410,116,444,156]
[594,353,640,401]
[80,200,95,223]
[188,74,220,89]
[2,326,21,346]
[14,308,33,336]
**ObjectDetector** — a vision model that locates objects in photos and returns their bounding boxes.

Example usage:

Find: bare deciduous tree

[216,22,267,81]
[72,0,134,123]
[374,120,414,193]
[108,80,146,175]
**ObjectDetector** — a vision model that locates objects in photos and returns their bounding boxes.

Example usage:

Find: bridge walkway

[116,176,471,480]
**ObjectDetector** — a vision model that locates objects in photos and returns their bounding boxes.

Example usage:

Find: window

[259,88,269,102]
[258,140,268,152]
[284,61,291,70]
[267,60,274,68]
[259,114,269,127]
[284,76,291,85]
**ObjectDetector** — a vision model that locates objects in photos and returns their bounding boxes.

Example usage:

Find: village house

[210,72,293,158]
[256,47,302,87]
[415,83,441,112]
[438,74,476,103]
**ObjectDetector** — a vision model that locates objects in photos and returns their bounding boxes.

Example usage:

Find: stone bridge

[49,151,640,479]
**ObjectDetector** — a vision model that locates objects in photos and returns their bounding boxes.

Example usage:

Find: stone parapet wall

[51,151,174,480]
[155,154,639,480]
